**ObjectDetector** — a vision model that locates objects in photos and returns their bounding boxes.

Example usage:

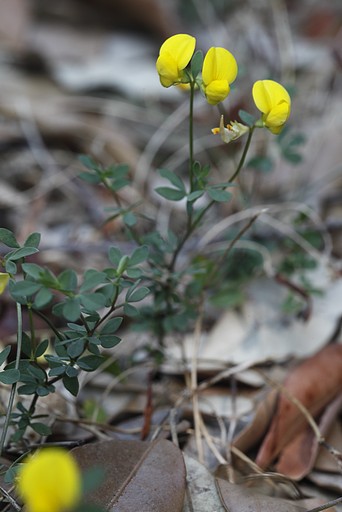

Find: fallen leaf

[183,455,225,512]
[216,479,337,512]
[256,343,342,469]
[72,439,185,511]
[276,394,342,479]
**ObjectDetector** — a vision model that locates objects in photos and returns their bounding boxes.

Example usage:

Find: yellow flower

[202,47,238,105]
[16,448,81,512]
[156,34,196,87]
[252,79,291,134]
[0,273,9,294]
[212,115,249,143]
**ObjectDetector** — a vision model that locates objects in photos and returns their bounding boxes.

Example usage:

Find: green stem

[169,126,255,272]
[27,305,36,356]
[0,302,23,456]
[227,126,255,183]
[32,308,65,341]
[188,81,195,192]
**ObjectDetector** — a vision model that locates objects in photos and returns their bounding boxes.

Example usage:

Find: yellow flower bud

[156,34,196,87]
[212,115,249,143]
[252,80,291,134]
[0,273,9,294]
[202,47,238,105]
[16,448,81,512]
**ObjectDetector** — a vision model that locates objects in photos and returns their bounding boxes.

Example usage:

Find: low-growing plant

[0,32,314,508]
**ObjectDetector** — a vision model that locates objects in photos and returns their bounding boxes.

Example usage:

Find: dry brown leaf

[216,479,337,512]
[72,439,185,511]
[276,394,342,479]
[256,343,342,469]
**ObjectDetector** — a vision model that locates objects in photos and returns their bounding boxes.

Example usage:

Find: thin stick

[306,496,342,512]
[0,303,23,456]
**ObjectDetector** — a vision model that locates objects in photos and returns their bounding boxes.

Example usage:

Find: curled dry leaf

[256,343,342,470]
[276,394,342,479]
[72,439,185,511]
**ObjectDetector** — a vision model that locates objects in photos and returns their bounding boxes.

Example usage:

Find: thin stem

[27,305,36,355]
[188,81,195,192]
[228,126,255,183]
[0,302,23,456]
[169,127,255,272]
[32,308,65,341]
[306,496,342,512]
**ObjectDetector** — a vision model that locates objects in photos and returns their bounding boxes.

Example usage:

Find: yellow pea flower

[252,79,291,134]
[202,47,238,105]
[0,273,9,294]
[212,115,249,143]
[156,34,196,87]
[16,448,81,512]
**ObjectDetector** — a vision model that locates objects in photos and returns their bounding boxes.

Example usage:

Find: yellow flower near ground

[252,80,291,134]
[156,34,196,87]
[202,47,238,105]
[16,448,81,512]
[0,273,9,294]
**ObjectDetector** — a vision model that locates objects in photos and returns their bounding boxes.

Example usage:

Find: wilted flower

[16,448,81,512]
[252,79,291,134]
[202,47,238,105]
[0,273,9,294]
[212,115,249,143]
[156,34,196,87]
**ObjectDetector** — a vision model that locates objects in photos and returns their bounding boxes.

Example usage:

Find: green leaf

[80,270,108,293]
[159,169,186,192]
[108,247,122,267]
[79,154,99,171]
[67,339,86,359]
[58,269,78,292]
[123,212,137,227]
[22,263,43,280]
[0,228,19,248]
[80,293,106,311]
[99,335,121,349]
[5,260,17,274]
[34,287,53,309]
[0,346,11,367]
[17,383,37,394]
[77,355,103,371]
[126,286,150,303]
[31,422,52,436]
[187,190,204,202]
[238,109,256,127]
[123,303,139,317]
[126,268,142,279]
[155,187,186,201]
[24,233,41,249]
[191,50,203,79]
[66,366,78,378]
[207,188,232,202]
[100,317,123,335]
[63,374,79,396]
[7,247,39,261]
[0,369,20,384]
[247,155,274,173]
[35,339,49,358]
[129,246,149,267]
[78,172,101,184]
[11,280,41,296]
[62,298,81,322]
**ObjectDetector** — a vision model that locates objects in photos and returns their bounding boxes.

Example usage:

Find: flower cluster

[156,33,237,106]
[16,448,81,512]
[156,34,291,136]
